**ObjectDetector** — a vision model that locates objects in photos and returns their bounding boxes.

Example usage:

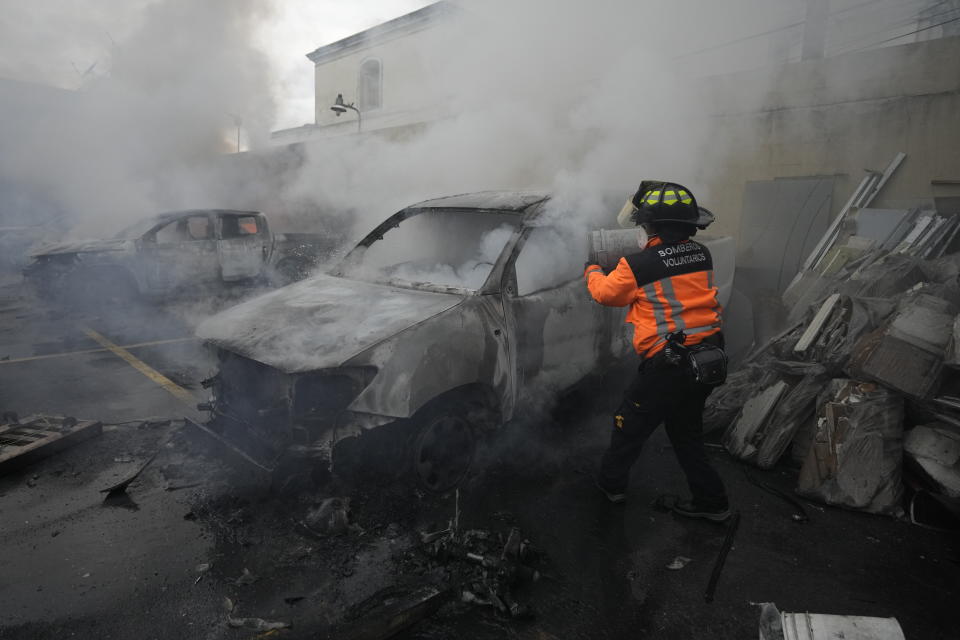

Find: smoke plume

[0,0,276,233]
[281,0,804,241]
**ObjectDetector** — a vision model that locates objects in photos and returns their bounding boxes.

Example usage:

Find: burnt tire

[412,403,480,494]
[332,420,415,487]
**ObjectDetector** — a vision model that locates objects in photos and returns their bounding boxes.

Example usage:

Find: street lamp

[330,93,362,133]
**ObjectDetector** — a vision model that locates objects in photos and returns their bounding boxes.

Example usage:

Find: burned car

[23,209,333,301]
[197,192,735,491]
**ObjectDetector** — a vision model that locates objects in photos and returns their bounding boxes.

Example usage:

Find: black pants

[599,352,728,508]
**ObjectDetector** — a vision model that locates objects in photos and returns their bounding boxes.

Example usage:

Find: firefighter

[584,181,730,521]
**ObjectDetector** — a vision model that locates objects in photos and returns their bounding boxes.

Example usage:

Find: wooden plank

[0,419,102,475]
[860,152,907,208]
[794,293,841,353]
[724,381,790,458]
[795,152,906,277]
[334,585,451,640]
[802,174,874,273]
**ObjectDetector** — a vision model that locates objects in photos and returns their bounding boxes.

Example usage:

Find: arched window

[358,58,382,111]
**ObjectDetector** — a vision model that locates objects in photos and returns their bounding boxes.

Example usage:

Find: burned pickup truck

[23,209,335,301]
[196,192,735,491]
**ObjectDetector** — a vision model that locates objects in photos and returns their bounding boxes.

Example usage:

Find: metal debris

[100,451,158,497]
[233,567,257,587]
[760,603,906,640]
[417,495,543,620]
[666,556,692,571]
[704,511,740,604]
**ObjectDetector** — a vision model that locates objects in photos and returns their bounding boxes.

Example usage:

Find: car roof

[152,209,261,221]
[407,191,550,212]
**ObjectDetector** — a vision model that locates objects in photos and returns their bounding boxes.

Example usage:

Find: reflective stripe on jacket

[584,237,722,358]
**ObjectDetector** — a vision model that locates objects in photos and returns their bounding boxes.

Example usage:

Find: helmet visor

[617,199,637,228]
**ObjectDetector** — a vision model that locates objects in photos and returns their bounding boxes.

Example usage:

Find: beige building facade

[701,33,960,238]
[273,2,456,144]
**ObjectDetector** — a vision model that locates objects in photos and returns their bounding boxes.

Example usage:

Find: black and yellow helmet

[630,180,714,229]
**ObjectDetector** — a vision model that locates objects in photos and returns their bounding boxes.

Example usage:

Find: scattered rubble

[302,497,352,536]
[194,563,211,584]
[848,291,956,398]
[419,523,542,619]
[904,423,960,498]
[233,567,258,587]
[709,154,960,522]
[223,596,290,632]
[797,381,904,515]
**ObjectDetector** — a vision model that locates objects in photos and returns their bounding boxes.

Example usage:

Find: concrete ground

[0,273,956,640]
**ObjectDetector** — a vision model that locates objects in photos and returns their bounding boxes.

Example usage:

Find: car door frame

[216,212,270,282]
[497,223,617,401]
[137,212,219,294]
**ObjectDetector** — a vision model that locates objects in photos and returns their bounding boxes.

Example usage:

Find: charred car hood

[30,238,131,257]
[197,275,464,373]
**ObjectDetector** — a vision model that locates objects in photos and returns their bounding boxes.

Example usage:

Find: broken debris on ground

[709,157,960,525]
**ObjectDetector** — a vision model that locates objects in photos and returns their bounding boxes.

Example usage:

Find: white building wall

[311,26,449,137]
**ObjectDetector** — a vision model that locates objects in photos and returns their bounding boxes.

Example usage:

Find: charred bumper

[202,350,385,468]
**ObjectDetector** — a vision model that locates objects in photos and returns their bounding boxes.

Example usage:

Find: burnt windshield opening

[338,209,520,291]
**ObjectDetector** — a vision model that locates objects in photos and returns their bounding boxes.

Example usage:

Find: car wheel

[412,404,478,493]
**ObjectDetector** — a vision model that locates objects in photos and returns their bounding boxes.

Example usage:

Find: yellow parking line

[83,328,197,407]
[0,337,197,366]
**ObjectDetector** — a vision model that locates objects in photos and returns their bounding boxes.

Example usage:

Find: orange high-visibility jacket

[584,237,722,358]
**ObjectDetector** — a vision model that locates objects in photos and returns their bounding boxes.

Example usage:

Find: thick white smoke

[0,0,804,249]
[280,0,797,242]
[0,0,276,233]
